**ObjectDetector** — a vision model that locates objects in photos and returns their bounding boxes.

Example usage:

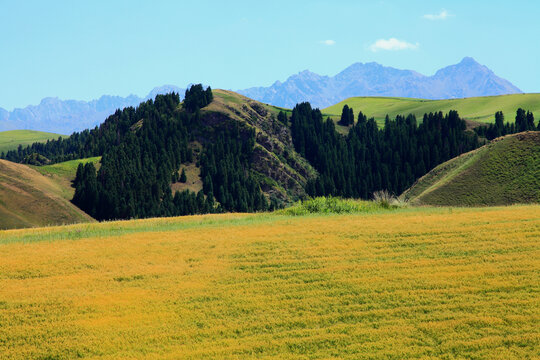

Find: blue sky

[1,0,538,110]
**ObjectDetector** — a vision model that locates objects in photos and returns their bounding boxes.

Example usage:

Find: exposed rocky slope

[197,90,317,203]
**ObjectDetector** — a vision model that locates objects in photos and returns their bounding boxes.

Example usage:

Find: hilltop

[402,131,540,206]
[0,130,66,154]
[324,93,540,125]
[239,57,521,108]
[0,159,94,229]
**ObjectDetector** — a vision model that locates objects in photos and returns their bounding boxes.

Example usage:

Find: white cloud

[423,9,450,20]
[320,40,336,46]
[369,38,419,52]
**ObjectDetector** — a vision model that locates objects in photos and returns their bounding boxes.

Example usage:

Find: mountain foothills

[0,85,184,134]
[2,83,540,227]
[4,84,538,226]
[239,57,522,108]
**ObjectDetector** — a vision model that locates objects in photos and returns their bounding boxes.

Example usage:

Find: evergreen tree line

[0,93,183,163]
[67,85,268,220]
[290,103,481,198]
[1,84,268,220]
[199,125,268,212]
[0,84,216,163]
[474,109,538,140]
[71,92,212,220]
[183,84,213,112]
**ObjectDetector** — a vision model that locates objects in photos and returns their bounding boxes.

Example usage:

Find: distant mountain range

[0,85,184,134]
[0,57,522,134]
[238,57,522,109]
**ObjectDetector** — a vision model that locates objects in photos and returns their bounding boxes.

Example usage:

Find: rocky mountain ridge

[239,57,522,108]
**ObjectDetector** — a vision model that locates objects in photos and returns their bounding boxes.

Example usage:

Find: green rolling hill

[3,90,539,228]
[323,93,540,125]
[0,130,66,154]
[402,131,540,206]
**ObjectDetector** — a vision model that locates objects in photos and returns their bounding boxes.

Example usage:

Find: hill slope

[239,57,522,108]
[402,132,540,206]
[30,157,101,200]
[323,93,540,125]
[0,130,66,154]
[198,89,317,202]
[0,159,94,229]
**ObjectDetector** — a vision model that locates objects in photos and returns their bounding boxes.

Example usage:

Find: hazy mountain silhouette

[0,58,522,133]
[238,57,522,108]
[0,85,184,134]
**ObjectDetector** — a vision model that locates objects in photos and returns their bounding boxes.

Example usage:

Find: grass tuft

[372,190,409,208]
[276,196,399,215]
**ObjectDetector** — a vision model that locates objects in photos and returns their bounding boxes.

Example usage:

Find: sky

[1,0,539,110]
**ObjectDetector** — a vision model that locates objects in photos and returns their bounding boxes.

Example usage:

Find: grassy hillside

[0,129,66,154]
[0,159,94,229]
[402,131,540,206]
[323,93,540,126]
[0,206,538,359]
[30,156,101,200]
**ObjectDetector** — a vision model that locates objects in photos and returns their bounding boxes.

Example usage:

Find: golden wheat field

[0,206,539,359]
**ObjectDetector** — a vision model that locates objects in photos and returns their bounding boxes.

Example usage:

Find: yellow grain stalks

[0,206,538,359]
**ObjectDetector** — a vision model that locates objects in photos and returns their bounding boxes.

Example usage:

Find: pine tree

[184,84,213,112]
[179,168,187,183]
[516,108,527,132]
[495,111,504,137]
[339,105,353,126]
[526,111,535,130]
[205,86,214,104]
[73,163,84,188]
[277,111,288,125]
